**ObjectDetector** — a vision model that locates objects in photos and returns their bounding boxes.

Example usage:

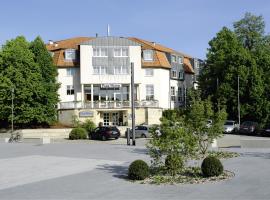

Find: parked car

[224,120,236,133]
[239,121,259,135]
[125,125,150,138]
[89,126,120,141]
[260,124,270,137]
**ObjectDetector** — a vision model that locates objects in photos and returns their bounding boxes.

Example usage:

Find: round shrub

[201,156,224,177]
[69,128,87,140]
[128,160,150,180]
[165,154,184,175]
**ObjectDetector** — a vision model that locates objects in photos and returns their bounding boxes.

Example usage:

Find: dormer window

[143,50,153,61]
[171,55,176,63]
[178,56,183,64]
[65,49,76,61]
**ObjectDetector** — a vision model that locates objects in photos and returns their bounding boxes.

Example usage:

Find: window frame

[66,85,74,95]
[146,84,154,100]
[171,86,176,101]
[143,50,154,61]
[171,55,177,63]
[65,49,76,61]
[66,68,76,76]
[93,47,108,57]
[145,68,154,76]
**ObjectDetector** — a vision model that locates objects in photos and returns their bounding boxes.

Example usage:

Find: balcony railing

[59,100,159,109]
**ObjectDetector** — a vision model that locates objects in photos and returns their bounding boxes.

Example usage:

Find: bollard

[127,128,130,145]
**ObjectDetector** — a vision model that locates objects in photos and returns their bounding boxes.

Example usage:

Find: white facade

[56,36,193,126]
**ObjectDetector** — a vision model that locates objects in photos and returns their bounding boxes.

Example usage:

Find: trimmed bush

[128,160,150,180]
[201,156,223,177]
[69,128,87,140]
[81,119,96,134]
[165,154,184,175]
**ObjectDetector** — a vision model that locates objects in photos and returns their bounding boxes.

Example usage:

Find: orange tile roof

[46,37,93,67]
[46,36,195,73]
[183,57,194,74]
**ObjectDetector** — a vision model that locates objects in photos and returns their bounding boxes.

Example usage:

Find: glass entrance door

[103,113,109,126]
[112,112,119,126]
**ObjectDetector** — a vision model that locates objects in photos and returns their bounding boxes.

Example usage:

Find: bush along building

[46,36,203,126]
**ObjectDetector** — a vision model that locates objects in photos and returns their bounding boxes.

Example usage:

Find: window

[146,85,154,100]
[143,50,153,61]
[66,85,74,95]
[171,86,176,101]
[178,87,183,102]
[65,49,76,61]
[49,52,54,57]
[179,71,184,80]
[114,47,128,57]
[114,66,128,75]
[171,55,176,63]
[145,69,154,76]
[172,70,177,78]
[93,66,107,75]
[178,56,183,64]
[93,47,108,57]
[66,68,76,76]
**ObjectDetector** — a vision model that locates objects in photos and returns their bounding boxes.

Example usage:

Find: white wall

[57,68,81,102]
[140,68,170,109]
[80,45,142,85]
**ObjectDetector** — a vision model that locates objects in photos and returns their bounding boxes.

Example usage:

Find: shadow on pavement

[96,164,129,179]
[241,152,270,159]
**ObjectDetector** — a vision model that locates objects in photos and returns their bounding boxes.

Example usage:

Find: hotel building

[46,36,203,126]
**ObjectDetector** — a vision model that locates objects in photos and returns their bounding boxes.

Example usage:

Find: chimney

[49,40,54,45]
[96,33,98,37]
[152,42,156,46]
[54,43,58,47]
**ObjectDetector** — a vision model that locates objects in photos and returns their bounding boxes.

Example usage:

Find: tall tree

[234,12,265,51]
[0,36,59,127]
[200,13,270,125]
[30,36,59,124]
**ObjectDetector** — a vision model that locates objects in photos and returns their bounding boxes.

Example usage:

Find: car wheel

[101,135,106,141]
[142,134,147,138]
[115,137,119,140]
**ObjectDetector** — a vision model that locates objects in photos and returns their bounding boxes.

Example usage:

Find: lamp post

[237,75,240,126]
[11,88,14,134]
[131,62,136,146]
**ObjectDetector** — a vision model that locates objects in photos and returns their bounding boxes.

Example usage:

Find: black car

[239,121,259,135]
[89,126,120,141]
[260,124,270,137]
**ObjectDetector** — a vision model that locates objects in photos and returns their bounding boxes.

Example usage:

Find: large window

[93,66,107,75]
[66,68,76,76]
[172,70,177,78]
[171,86,176,101]
[65,49,76,61]
[178,87,183,102]
[179,70,184,80]
[145,68,154,76]
[178,56,183,64]
[171,55,176,63]
[93,47,108,57]
[143,50,153,61]
[114,47,128,57]
[146,85,154,100]
[114,66,128,75]
[66,85,74,95]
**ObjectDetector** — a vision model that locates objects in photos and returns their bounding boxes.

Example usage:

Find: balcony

[59,100,159,109]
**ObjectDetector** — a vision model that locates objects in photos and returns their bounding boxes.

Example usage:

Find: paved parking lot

[0,137,270,199]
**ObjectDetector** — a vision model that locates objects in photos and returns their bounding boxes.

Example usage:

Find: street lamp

[11,88,14,134]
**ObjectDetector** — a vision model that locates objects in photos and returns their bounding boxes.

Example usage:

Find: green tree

[185,90,227,156]
[30,36,59,124]
[200,13,270,125]
[0,36,59,127]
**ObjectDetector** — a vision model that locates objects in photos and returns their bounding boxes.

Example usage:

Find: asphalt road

[0,138,270,199]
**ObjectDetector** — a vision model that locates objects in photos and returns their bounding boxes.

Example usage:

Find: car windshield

[225,121,234,125]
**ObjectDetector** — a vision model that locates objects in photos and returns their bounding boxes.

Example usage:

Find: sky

[0,0,270,59]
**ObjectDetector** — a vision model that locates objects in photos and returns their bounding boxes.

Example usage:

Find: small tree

[147,117,197,174]
[185,90,227,156]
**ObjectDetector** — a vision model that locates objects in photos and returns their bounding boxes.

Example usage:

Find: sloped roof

[46,37,93,51]
[183,57,194,74]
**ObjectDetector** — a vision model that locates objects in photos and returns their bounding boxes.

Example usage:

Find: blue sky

[0,0,269,59]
